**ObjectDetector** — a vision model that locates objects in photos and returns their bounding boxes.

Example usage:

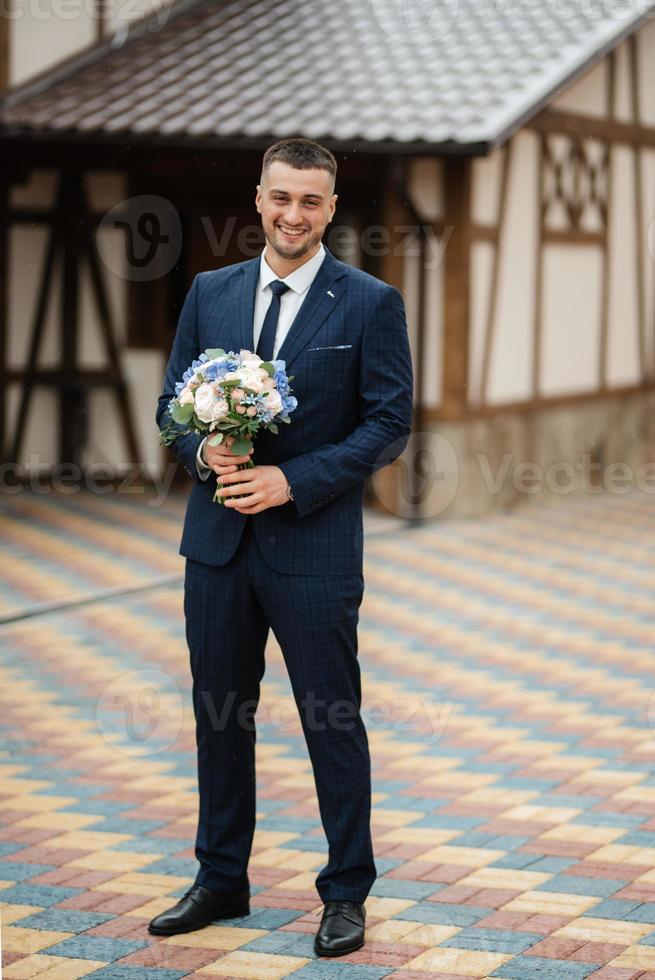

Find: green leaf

[260,361,275,377]
[208,433,224,446]
[171,401,194,424]
[230,437,252,455]
[267,422,278,434]
[204,348,226,359]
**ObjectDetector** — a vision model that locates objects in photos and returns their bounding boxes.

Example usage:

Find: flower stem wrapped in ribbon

[159,347,298,503]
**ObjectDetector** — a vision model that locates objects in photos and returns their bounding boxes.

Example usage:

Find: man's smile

[277,223,307,239]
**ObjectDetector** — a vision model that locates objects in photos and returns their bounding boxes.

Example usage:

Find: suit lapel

[276,249,348,370]
[231,257,260,353]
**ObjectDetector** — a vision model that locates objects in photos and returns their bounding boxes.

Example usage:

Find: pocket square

[306,344,353,351]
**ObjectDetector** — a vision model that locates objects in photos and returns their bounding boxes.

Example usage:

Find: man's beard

[267,226,321,260]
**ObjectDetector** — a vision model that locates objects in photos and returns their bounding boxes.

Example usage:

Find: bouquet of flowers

[160,348,297,503]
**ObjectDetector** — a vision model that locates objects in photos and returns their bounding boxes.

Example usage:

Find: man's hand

[202,434,254,475]
[217,464,290,514]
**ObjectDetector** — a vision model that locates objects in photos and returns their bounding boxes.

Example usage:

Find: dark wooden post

[0,183,7,462]
[59,171,85,465]
[442,157,472,419]
[0,4,9,92]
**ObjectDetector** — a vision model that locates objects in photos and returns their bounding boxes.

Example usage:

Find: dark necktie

[256,280,290,361]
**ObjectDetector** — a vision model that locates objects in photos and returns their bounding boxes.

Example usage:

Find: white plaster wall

[639,19,655,126]
[606,146,642,387]
[9,0,177,87]
[407,158,444,222]
[406,158,444,408]
[470,131,538,405]
[643,147,655,374]
[540,245,602,396]
[11,5,95,86]
[472,145,503,227]
[551,58,608,117]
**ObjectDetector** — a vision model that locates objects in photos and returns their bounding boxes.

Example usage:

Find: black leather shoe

[314,900,366,957]
[148,885,250,935]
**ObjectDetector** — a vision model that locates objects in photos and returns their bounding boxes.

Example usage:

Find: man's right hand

[202,435,254,476]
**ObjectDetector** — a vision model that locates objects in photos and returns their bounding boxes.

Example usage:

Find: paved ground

[1,487,655,980]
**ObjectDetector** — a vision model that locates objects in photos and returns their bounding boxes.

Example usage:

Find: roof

[1,0,653,154]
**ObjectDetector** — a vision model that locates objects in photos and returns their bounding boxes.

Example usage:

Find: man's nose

[285,204,304,225]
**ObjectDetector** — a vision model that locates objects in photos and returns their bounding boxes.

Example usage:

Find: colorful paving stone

[1,487,655,979]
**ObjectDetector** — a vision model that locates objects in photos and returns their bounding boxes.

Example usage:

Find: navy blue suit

[156,246,413,902]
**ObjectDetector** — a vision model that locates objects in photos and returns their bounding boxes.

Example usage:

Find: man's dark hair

[261,138,337,190]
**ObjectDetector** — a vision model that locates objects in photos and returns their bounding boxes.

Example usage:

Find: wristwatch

[286,482,294,502]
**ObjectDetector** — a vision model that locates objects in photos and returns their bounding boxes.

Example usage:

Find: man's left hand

[217,465,290,514]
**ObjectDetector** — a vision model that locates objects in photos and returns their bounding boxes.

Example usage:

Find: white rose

[210,397,229,421]
[194,384,229,423]
[237,368,265,392]
[263,388,283,416]
[239,350,263,369]
[179,386,194,405]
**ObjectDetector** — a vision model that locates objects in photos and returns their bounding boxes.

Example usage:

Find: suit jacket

[156,246,414,576]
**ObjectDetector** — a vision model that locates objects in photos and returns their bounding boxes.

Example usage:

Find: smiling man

[153,138,414,957]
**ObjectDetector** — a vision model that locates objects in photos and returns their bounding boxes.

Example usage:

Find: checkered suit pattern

[155,246,414,576]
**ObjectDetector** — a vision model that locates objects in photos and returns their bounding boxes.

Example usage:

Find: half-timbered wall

[7,169,165,476]
[468,19,655,414]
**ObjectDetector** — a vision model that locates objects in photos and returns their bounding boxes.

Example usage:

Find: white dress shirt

[197,242,326,477]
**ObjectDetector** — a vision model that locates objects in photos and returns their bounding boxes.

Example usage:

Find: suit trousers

[183,516,376,903]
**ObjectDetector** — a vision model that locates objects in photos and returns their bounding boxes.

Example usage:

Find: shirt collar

[259,241,326,295]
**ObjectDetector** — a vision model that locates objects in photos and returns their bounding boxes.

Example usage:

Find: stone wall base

[370,391,655,520]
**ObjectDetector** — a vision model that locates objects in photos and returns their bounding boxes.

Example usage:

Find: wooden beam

[442,157,472,419]
[95,0,109,41]
[531,107,655,147]
[423,381,655,422]
[599,52,616,391]
[10,198,60,464]
[630,35,647,382]
[542,229,605,246]
[532,134,546,399]
[0,3,8,92]
[59,172,85,465]
[0,182,7,461]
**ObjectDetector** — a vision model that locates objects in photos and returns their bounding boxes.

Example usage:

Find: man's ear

[255,184,262,213]
[328,193,338,222]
